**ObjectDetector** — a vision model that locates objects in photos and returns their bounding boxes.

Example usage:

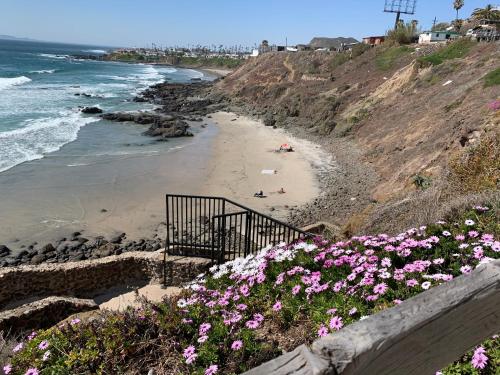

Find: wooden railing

[244,259,500,375]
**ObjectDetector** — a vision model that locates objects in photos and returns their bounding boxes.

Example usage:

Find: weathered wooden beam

[313,259,500,375]
[243,260,500,375]
[243,344,329,375]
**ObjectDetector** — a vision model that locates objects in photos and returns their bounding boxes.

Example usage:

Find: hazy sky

[0,0,495,47]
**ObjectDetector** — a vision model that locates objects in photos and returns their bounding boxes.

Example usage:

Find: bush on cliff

[419,39,475,66]
[3,207,499,374]
[483,67,500,87]
[375,45,415,71]
[386,21,419,45]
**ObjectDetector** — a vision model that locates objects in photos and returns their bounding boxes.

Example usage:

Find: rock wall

[0,251,210,310]
[0,297,97,333]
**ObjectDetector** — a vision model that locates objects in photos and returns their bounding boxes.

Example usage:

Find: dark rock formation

[102,112,193,139]
[0,245,10,258]
[80,106,103,114]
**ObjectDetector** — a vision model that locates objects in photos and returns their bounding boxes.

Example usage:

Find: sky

[0,0,496,48]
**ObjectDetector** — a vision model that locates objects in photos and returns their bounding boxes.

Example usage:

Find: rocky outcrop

[102,112,193,139]
[0,231,164,268]
[137,82,226,116]
[80,106,103,114]
[0,245,10,258]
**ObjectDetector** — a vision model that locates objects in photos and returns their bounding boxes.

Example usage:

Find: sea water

[0,39,209,173]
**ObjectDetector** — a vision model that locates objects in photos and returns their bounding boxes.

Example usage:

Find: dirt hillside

[214,41,500,234]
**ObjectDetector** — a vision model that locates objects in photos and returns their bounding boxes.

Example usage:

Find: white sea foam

[29,69,56,74]
[0,76,32,91]
[184,69,205,79]
[139,66,164,85]
[38,53,69,60]
[0,111,99,172]
[82,49,107,54]
[159,67,177,74]
[66,163,91,167]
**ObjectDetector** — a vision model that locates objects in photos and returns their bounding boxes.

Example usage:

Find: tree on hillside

[432,22,451,31]
[386,21,420,44]
[454,0,465,20]
[471,4,500,21]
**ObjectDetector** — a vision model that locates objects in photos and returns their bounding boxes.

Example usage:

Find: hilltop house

[466,19,500,42]
[418,31,460,44]
[362,36,385,46]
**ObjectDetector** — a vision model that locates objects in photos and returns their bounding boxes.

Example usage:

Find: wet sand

[0,112,329,250]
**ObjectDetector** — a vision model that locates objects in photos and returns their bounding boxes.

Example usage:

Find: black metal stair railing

[164,194,307,268]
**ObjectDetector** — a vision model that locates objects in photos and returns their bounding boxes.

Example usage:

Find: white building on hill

[418,31,460,44]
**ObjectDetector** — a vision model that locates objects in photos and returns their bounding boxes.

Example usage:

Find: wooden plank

[312,259,500,375]
[243,344,329,375]
[243,260,500,375]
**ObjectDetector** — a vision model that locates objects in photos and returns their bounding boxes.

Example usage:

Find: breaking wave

[0,76,32,91]
[0,111,99,172]
[29,69,56,74]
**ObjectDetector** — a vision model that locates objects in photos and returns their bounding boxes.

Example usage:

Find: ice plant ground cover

[3,207,499,374]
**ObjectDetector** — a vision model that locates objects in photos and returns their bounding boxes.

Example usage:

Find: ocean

[0,39,218,247]
[0,39,210,173]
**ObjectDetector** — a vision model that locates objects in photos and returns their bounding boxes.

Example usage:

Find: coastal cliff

[213,41,500,234]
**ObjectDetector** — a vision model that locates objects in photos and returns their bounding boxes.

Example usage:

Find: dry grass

[449,132,500,193]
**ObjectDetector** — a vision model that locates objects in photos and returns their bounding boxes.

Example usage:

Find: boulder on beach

[81,106,103,114]
[0,245,10,257]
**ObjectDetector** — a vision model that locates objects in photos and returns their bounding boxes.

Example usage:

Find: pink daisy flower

[329,316,343,331]
[317,325,329,337]
[292,285,301,295]
[373,283,388,295]
[231,340,243,350]
[245,320,259,329]
[38,340,49,350]
[205,365,218,375]
[183,346,196,359]
[471,346,488,369]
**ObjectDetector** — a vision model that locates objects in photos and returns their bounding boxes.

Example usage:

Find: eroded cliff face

[214,42,499,233]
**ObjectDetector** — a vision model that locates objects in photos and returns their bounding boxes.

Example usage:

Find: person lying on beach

[254,190,266,198]
[279,144,294,152]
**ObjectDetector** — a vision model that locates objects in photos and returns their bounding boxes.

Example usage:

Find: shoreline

[0,108,328,267]
[150,62,234,78]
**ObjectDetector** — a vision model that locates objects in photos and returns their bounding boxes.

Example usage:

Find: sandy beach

[202,112,329,220]
[198,68,234,77]
[0,112,329,250]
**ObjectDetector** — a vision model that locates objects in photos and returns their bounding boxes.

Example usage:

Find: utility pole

[394,11,401,29]
[432,17,437,30]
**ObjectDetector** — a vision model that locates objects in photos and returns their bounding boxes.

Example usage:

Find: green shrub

[484,67,500,87]
[351,43,371,58]
[419,39,475,66]
[413,174,432,189]
[375,46,415,71]
[386,22,419,45]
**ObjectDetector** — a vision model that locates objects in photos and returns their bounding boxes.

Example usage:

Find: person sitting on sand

[278,187,285,194]
[254,190,264,198]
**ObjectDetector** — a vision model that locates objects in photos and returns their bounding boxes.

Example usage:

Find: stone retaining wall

[0,297,97,333]
[0,251,211,310]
